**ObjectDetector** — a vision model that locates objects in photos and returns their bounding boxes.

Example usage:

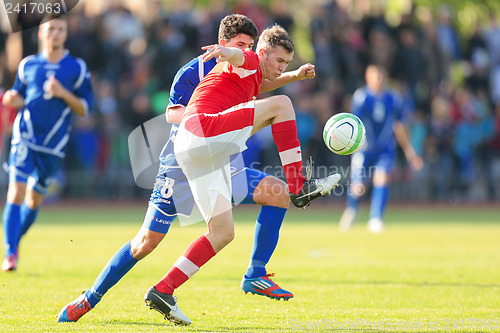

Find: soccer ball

[323,113,366,155]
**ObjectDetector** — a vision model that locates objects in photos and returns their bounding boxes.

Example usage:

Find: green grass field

[1,202,499,333]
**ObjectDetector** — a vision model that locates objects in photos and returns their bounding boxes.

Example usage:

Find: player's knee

[266,192,290,208]
[130,233,162,259]
[131,240,156,260]
[350,183,365,198]
[253,176,290,208]
[24,193,43,209]
[219,230,235,247]
[373,171,388,186]
[210,228,235,249]
[274,95,293,113]
[264,185,290,208]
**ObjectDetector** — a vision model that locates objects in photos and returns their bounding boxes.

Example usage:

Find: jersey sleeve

[168,58,204,107]
[240,50,259,70]
[11,56,31,98]
[73,58,93,115]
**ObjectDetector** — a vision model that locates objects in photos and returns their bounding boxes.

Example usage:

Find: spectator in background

[101,2,145,49]
[483,13,500,68]
[451,87,479,198]
[436,5,461,61]
[269,0,294,32]
[233,0,271,32]
[151,19,185,90]
[427,94,455,200]
[365,24,395,71]
[472,89,495,200]
[491,105,500,197]
[293,95,318,159]
[392,26,426,106]
[421,15,449,92]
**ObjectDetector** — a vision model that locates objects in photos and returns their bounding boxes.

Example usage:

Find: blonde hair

[256,24,294,54]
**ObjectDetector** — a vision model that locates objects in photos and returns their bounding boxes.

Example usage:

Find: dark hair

[257,24,294,53]
[218,14,258,42]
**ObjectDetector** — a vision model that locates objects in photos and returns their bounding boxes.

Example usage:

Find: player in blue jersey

[339,64,423,233]
[1,14,92,271]
[58,14,319,324]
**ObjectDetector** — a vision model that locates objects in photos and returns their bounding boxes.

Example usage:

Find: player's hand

[2,90,18,105]
[296,63,315,80]
[410,155,424,171]
[201,44,240,63]
[1,90,24,109]
[46,75,68,98]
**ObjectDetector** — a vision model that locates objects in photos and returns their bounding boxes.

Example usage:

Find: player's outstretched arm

[260,63,315,93]
[46,76,87,116]
[1,90,25,109]
[201,44,245,67]
[394,121,423,171]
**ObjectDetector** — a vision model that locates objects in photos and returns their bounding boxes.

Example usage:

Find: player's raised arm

[260,63,316,93]
[201,44,245,67]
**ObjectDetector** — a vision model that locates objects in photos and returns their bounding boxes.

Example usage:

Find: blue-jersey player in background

[1,14,92,271]
[339,64,423,233]
[58,14,317,323]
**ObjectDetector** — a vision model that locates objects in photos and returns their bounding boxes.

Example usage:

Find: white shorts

[174,100,255,223]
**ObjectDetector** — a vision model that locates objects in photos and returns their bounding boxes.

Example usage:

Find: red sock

[271,120,306,194]
[155,235,216,294]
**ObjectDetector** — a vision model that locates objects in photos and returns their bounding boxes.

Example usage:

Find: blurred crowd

[1,0,499,202]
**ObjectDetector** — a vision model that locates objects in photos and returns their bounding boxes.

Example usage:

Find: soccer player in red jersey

[144,25,341,324]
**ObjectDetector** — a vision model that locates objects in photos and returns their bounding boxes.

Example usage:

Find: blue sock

[85,241,138,307]
[19,203,40,241]
[346,189,359,211]
[370,185,389,220]
[245,206,287,279]
[2,202,21,257]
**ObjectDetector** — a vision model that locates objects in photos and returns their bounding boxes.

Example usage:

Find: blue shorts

[350,150,395,184]
[145,167,269,233]
[8,142,63,194]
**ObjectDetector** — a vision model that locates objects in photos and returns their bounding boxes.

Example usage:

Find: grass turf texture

[1,203,499,332]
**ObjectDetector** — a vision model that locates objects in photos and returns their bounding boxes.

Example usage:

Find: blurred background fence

[1,0,500,203]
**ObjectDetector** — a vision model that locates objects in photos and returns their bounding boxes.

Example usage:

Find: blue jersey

[150,56,219,217]
[160,55,217,168]
[351,87,403,155]
[11,51,92,158]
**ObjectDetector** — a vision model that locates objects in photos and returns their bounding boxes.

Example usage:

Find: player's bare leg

[146,195,232,325]
[204,195,235,252]
[251,175,290,208]
[253,97,341,208]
